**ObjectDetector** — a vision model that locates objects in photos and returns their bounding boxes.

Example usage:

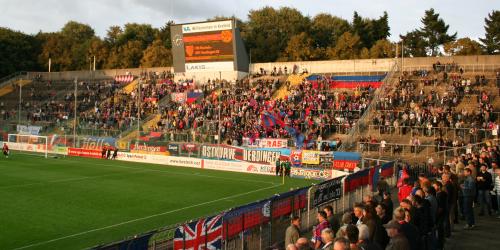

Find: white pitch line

[12,183,283,250]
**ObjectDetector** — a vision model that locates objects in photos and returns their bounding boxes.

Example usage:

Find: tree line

[0,7,498,78]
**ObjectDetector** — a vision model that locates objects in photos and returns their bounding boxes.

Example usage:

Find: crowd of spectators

[363,66,500,155]
[149,74,375,146]
[283,143,500,250]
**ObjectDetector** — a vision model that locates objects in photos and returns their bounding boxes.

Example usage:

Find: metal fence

[367,124,497,142]
[92,160,399,250]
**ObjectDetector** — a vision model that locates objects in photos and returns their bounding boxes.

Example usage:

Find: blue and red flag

[344,168,370,192]
[380,161,395,177]
[187,91,203,104]
[261,111,285,128]
[174,214,223,250]
[369,165,381,192]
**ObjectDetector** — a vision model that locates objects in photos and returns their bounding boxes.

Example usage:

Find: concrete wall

[24,55,500,82]
[249,55,500,74]
[174,71,246,83]
[28,67,174,81]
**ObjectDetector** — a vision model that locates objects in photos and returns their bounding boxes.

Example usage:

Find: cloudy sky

[0,0,497,41]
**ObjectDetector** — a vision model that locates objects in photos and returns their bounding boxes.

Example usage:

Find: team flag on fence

[369,165,381,192]
[344,168,370,192]
[173,214,223,250]
[380,161,395,177]
[222,200,271,239]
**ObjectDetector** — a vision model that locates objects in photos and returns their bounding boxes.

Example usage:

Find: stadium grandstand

[1,3,500,250]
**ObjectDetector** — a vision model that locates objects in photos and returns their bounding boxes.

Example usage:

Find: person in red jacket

[3,143,9,158]
[398,178,413,202]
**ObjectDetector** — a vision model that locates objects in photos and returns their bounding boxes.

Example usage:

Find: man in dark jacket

[461,168,476,229]
[393,207,420,250]
[477,164,493,216]
[324,205,340,233]
[442,173,456,237]
[433,181,448,249]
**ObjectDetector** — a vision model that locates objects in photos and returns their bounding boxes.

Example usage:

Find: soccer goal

[7,134,49,158]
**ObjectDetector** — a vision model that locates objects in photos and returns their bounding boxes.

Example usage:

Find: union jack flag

[173,214,223,250]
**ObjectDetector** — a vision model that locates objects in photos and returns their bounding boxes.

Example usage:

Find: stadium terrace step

[272,73,310,99]
[122,78,138,94]
[0,79,32,97]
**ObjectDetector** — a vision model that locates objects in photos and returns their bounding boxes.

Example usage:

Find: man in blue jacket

[461,168,476,229]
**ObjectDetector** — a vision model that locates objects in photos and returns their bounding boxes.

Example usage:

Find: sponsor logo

[246,165,258,172]
[291,167,331,180]
[173,34,183,47]
[201,145,236,160]
[259,165,275,174]
[243,149,280,164]
[131,143,164,153]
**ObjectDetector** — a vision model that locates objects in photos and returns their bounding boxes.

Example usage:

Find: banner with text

[241,138,289,148]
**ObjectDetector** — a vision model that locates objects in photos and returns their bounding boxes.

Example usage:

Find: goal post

[7,134,49,158]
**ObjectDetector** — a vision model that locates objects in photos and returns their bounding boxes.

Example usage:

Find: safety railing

[367,125,497,142]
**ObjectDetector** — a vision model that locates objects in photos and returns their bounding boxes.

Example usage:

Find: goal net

[7,134,49,158]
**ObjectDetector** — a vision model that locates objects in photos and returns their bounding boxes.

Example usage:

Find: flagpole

[282,169,285,185]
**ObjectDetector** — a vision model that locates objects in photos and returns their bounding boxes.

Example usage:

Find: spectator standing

[345,225,360,250]
[493,167,500,218]
[324,206,340,233]
[461,168,476,229]
[381,192,394,219]
[375,204,390,248]
[433,181,448,249]
[320,229,335,250]
[336,212,353,239]
[477,164,493,216]
[333,238,350,250]
[398,179,413,202]
[357,223,382,250]
[285,216,301,246]
[393,207,420,250]
[442,173,457,236]
[384,220,410,250]
[313,211,330,249]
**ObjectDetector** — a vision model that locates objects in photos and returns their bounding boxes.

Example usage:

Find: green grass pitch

[0,153,317,250]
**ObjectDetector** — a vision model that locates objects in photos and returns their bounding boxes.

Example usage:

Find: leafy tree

[280,32,316,61]
[0,28,40,77]
[327,32,361,60]
[88,38,109,69]
[370,39,395,58]
[310,13,350,48]
[118,23,157,49]
[359,48,370,59]
[444,37,483,55]
[140,39,172,67]
[158,21,175,48]
[400,30,427,57]
[479,10,500,54]
[351,11,390,49]
[105,25,123,46]
[244,7,309,62]
[420,8,457,56]
[60,21,95,42]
